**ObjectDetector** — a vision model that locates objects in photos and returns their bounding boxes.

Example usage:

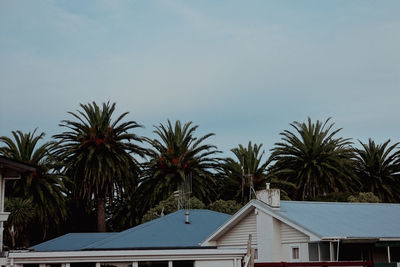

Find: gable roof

[203,199,400,245]
[31,209,230,252]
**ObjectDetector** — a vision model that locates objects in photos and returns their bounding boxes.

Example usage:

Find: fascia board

[251,200,321,241]
[201,201,256,246]
[201,199,323,246]
[9,248,247,263]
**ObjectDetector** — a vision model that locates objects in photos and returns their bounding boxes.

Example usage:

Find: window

[291,246,300,261]
[173,261,194,267]
[319,242,330,261]
[308,243,319,261]
[138,262,168,267]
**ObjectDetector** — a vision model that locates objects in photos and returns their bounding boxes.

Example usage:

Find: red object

[255,262,373,267]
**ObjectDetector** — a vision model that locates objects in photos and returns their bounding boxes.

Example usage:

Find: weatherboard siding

[280,223,309,243]
[217,211,258,247]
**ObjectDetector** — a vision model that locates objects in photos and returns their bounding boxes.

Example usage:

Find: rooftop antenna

[242,162,256,201]
[174,173,193,223]
[241,156,246,202]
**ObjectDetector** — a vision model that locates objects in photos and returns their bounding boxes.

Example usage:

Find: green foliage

[218,142,269,203]
[5,198,34,228]
[310,192,352,202]
[138,120,219,216]
[0,130,67,242]
[5,198,34,248]
[268,118,357,200]
[108,196,140,231]
[348,192,380,203]
[142,195,206,223]
[354,139,400,202]
[53,101,145,231]
[208,199,243,215]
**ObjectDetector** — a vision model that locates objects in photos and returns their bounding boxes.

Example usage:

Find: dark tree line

[1,101,400,249]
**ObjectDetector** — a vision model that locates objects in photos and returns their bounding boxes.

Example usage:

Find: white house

[202,188,400,263]
[5,187,400,267]
[0,156,36,266]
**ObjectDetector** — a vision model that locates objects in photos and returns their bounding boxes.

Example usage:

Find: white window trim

[290,245,301,262]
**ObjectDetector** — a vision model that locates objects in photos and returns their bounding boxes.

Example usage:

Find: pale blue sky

[1,0,400,157]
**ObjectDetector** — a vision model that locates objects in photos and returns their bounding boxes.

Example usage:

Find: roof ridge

[83,210,190,249]
[281,200,400,206]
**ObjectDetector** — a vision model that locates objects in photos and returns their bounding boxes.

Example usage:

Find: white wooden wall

[280,223,309,244]
[217,211,257,247]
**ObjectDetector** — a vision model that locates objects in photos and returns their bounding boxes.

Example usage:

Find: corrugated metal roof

[31,209,230,251]
[275,201,400,239]
[86,209,230,249]
[30,233,117,251]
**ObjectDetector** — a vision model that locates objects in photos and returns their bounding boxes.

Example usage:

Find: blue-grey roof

[275,201,400,239]
[31,233,117,252]
[86,209,230,249]
[31,209,230,251]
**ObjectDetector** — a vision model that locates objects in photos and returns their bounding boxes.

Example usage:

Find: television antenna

[242,165,256,201]
[174,172,192,211]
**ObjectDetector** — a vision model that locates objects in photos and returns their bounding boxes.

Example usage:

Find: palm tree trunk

[97,197,106,232]
[8,226,16,248]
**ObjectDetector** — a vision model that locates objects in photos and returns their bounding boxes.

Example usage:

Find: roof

[31,209,230,252]
[203,199,400,244]
[86,209,230,250]
[276,200,400,239]
[30,233,117,252]
[0,155,36,177]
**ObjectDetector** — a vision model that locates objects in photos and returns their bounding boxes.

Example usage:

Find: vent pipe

[185,211,190,224]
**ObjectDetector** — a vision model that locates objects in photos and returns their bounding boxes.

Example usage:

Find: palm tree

[218,142,269,203]
[354,139,400,202]
[0,130,66,241]
[5,198,34,248]
[137,120,219,215]
[268,118,357,200]
[53,101,145,232]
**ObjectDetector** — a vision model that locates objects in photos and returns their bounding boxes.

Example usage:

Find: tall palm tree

[53,101,146,232]
[268,118,357,200]
[137,120,219,215]
[218,142,269,203]
[354,139,400,202]
[0,130,66,241]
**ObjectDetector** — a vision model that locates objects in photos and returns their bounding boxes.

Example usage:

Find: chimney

[256,183,280,208]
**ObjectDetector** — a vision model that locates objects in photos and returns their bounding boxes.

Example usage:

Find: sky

[1,0,400,158]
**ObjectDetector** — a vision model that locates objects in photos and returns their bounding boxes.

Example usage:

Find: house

[7,210,245,267]
[6,187,400,267]
[202,188,400,263]
[0,156,36,266]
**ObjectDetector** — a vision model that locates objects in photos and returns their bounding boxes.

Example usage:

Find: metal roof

[275,201,400,239]
[31,209,230,251]
[86,209,230,250]
[30,233,117,252]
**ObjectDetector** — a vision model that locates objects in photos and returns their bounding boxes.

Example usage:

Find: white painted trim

[253,200,320,241]
[202,200,321,246]
[289,245,300,262]
[379,238,400,241]
[9,248,246,264]
[201,202,256,245]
